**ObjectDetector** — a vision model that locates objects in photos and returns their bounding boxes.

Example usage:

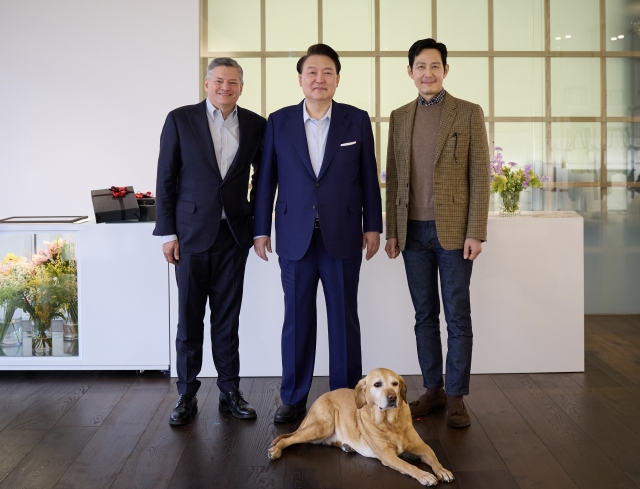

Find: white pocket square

[341,141,357,146]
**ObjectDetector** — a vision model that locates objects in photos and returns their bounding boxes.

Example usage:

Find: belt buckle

[314,218,320,229]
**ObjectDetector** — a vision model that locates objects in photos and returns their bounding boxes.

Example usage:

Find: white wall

[0,0,199,218]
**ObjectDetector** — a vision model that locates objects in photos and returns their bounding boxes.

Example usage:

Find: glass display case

[0,232,79,357]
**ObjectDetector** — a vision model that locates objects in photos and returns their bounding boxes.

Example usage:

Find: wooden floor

[0,315,639,489]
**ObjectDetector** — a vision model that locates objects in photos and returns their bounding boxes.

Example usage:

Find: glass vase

[31,317,53,355]
[63,320,78,341]
[499,191,521,217]
[0,320,23,347]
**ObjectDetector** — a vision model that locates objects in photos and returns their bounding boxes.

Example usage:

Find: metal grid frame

[199,0,640,202]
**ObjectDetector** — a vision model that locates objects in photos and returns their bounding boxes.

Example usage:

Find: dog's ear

[354,378,367,409]
[398,375,407,405]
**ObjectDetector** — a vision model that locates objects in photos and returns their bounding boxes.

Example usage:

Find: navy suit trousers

[175,220,249,395]
[278,228,363,407]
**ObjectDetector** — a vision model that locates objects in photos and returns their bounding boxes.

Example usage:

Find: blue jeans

[402,220,473,396]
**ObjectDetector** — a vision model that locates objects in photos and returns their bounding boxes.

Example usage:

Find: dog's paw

[267,446,281,460]
[434,466,454,483]
[417,471,439,486]
[341,443,356,453]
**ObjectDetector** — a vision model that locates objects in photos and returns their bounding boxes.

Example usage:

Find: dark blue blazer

[153,100,266,253]
[254,100,383,261]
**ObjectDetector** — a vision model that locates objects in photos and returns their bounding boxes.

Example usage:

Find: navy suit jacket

[254,100,383,261]
[153,100,266,253]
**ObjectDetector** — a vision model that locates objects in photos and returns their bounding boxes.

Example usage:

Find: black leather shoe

[169,393,197,426]
[274,404,306,424]
[219,389,257,419]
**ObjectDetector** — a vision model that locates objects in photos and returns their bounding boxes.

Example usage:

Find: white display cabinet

[0,221,169,370]
[0,211,584,375]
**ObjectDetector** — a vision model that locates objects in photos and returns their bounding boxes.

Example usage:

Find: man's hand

[362,232,380,261]
[385,238,400,259]
[254,236,272,261]
[162,240,180,265]
[463,238,482,261]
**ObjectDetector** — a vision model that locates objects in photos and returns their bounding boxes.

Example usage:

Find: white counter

[0,221,169,370]
[170,211,585,377]
[0,211,584,375]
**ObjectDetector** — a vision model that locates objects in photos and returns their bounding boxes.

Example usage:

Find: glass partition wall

[201,0,640,313]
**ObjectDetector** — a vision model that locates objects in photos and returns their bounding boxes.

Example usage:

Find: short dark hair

[408,38,447,69]
[296,44,341,74]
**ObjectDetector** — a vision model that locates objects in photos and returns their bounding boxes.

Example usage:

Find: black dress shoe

[169,393,197,426]
[219,389,257,419]
[274,404,306,424]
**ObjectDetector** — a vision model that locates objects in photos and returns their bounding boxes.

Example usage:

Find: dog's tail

[270,432,295,447]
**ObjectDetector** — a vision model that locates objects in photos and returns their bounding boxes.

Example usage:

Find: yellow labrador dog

[268,368,454,486]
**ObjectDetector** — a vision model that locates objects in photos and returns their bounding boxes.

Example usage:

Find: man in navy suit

[154,58,266,426]
[254,44,383,423]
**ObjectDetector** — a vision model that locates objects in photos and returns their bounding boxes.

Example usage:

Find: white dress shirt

[303,100,332,177]
[253,101,332,240]
[162,99,240,244]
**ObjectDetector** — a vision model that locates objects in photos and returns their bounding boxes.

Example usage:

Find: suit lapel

[317,101,349,181]
[187,100,222,180]
[222,107,249,182]
[434,94,458,163]
[402,100,418,173]
[286,101,317,180]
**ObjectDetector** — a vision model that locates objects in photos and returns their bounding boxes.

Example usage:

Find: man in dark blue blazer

[254,44,383,423]
[154,58,266,426]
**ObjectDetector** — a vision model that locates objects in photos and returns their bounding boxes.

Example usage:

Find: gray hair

[206,57,244,84]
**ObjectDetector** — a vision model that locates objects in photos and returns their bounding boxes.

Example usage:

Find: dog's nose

[387,393,397,401]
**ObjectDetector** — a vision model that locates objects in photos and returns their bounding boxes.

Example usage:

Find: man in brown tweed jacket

[384,38,490,428]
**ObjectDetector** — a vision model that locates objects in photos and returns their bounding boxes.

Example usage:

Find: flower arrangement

[0,238,78,351]
[489,146,548,215]
[0,254,29,345]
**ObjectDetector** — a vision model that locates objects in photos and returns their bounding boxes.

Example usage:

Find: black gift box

[91,187,140,223]
[137,197,156,222]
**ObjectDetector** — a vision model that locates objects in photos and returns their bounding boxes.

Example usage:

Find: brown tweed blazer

[385,93,490,251]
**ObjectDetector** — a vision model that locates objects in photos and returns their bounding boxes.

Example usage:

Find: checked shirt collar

[418,89,446,106]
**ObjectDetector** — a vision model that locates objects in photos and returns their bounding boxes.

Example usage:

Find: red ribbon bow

[135,191,155,199]
[110,186,129,198]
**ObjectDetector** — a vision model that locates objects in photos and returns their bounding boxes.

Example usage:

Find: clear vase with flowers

[23,239,76,354]
[0,253,28,347]
[490,146,548,217]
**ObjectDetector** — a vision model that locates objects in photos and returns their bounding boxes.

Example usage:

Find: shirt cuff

[253,235,268,239]
[161,235,178,244]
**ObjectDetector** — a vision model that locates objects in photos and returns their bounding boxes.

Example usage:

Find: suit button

[221,185,225,189]
[316,183,320,187]
[312,205,317,209]
[406,183,409,188]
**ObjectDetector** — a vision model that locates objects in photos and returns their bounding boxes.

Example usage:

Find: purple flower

[522,181,529,189]
[494,146,503,151]
[508,161,517,167]
[524,164,532,173]
[380,171,386,183]
[541,175,550,182]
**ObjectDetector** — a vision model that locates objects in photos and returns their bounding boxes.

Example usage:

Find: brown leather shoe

[446,395,471,428]
[409,387,447,417]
